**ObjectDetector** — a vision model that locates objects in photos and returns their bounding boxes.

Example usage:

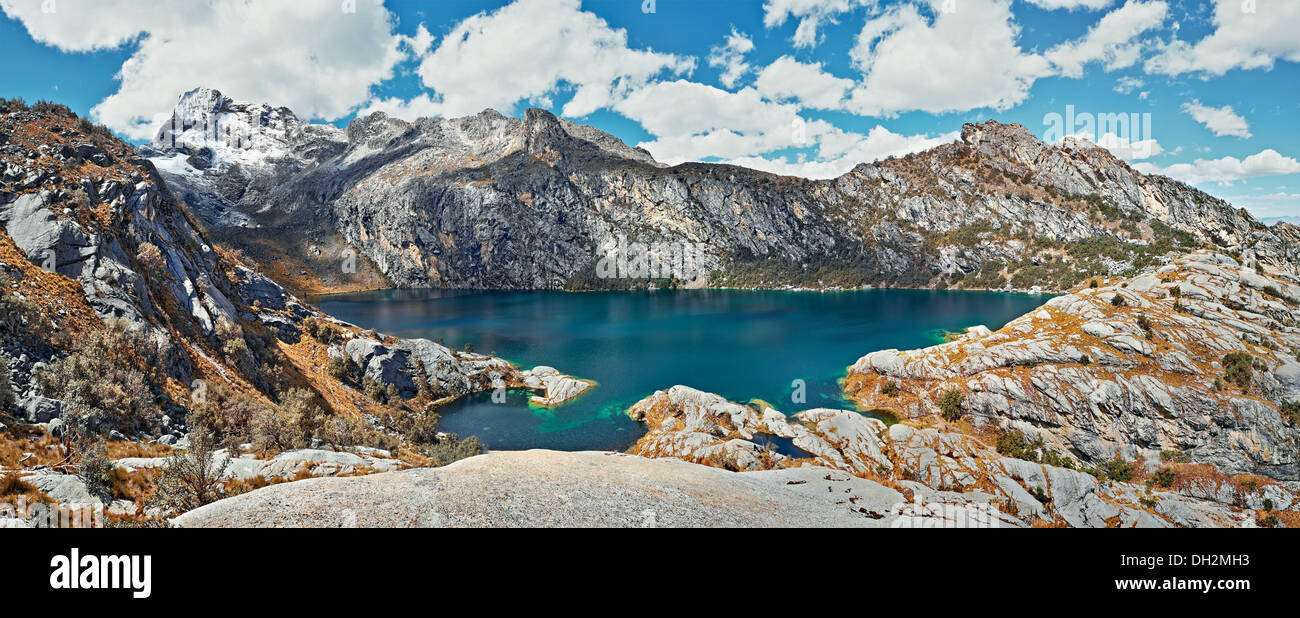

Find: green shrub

[938,389,964,422]
[1152,468,1177,488]
[880,380,900,397]
[427,434,483,467]
[76,440,114,503]
[327,354,356,383]
[406,408,443,445]
[302,317,343,344]
[996,429,1037,460]
[1222,352,1254,389]
[1160,449,1191,463]
[1096,455,1135,482]
[1110,294,1127,307]
[1281,401,1300,425]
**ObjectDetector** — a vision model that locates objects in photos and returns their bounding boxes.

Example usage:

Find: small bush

[38,318,163,435]
[937,389,964,422]
[1281,401,1300,425]
[1160,449,1191,463]
[1078,354,1091,365]
[406,408,443,445]
[1222,352,1254,389]
[327,354,356,383]
[136,242,165,272]
[879,380,900,397]
[427,434,483,467]
[77,441,114,503]
[1110,294,1127,307]
[1152,468,1177,488]
[0,368,14,413]
[149,429,229,516]
[301,317,343,344]
[1096,455,1135,482]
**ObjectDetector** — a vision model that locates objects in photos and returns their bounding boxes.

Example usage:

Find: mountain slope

[0,98,534,456]
[148,88,1295,295]
[847,251,1300,480]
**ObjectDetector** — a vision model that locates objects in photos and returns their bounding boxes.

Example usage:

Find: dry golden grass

[104,441,174,460]
[0,472,53,503]
[0,427,67,470]
[108,467,161,502]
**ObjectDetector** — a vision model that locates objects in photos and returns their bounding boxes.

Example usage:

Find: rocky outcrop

[148,89,1297,294]
[112,447,404,481]
[520,366,593,405]
[623,386,1295,527]
[339,334,517,400]
[174,450,999,528]
[847,251,1300,480]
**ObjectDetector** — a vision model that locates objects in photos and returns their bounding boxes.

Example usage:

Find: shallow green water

[315,288,1046,451]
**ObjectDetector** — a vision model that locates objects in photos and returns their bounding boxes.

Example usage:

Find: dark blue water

[314,289,1046,451]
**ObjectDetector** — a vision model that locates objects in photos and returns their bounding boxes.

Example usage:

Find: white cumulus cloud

[708,28,755,88]
[1181,100,1252,138]
[0,0,410,140]
[404,0,694,120]
[845,0,1052,116]
[1045,0,1167,78]
[754,56,854,110]
[1145,0,1300,76]
[1022,0,1114,9]
[1134,149,1300,185]
[762,0,870,48]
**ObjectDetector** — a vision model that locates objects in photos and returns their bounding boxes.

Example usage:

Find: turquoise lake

[315,289,1047,452]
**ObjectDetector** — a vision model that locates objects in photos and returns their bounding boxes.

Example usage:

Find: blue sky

[1,0,1298,217]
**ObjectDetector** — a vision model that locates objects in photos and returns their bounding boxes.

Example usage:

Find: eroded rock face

[623,386,1294,527]
[149,90,1299,293]
[847,251,1300,480]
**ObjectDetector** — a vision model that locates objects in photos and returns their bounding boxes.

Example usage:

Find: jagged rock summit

[149,87,1295,295]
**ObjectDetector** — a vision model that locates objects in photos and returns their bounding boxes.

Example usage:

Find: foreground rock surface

[175,450,950,528]
[624,385,1296,527]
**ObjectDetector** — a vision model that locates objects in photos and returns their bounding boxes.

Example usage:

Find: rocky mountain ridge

[148,88,1296,296]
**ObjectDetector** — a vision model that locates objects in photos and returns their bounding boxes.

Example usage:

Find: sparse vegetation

[0,368,14,413]
[879,380,900,397]
[1152,467,1178,488]
[301,316,343,344]
[37,318,164,436]
[426,434,484,467]
[136,242,165,272]
[1222,352,1254,389]
[1092,455,1136,482]
[149,428,230,516]
[938,389,964,422]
